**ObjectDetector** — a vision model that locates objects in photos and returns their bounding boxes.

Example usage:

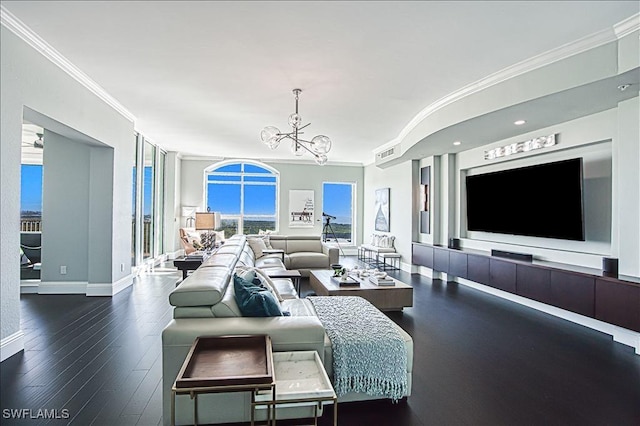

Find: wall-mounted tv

[466,158,585,241]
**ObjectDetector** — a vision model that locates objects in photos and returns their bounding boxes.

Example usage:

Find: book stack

[369,275,395,286]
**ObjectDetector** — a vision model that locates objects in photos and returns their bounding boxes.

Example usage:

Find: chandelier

[260,89,332,165]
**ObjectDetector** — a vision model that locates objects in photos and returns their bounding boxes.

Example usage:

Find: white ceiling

[3,1,639,164]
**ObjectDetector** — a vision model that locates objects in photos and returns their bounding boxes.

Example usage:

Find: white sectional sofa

[162,235,413,425]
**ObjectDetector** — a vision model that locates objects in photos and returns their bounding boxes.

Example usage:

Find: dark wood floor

[2,257,639,425]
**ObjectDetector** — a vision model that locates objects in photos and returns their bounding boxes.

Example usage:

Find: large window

[206,161,278,236]
[322,182,355,243]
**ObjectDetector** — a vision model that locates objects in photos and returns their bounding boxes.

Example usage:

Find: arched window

[205,160,279,236]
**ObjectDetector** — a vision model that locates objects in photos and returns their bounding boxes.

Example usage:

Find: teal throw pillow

[233,274,283,317]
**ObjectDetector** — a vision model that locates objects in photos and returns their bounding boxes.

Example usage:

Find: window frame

[204,160,280,235]
[322,181,356,244]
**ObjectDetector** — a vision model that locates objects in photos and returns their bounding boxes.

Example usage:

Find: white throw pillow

[247,237,267,258]
[185,230,201,245]
[253,268,284,302]
[235,265,284,303]
[234,267,256,283]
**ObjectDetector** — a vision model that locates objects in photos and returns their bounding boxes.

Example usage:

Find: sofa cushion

[281,298,316,316]
[201,254,240,268]
[287,252,329,270]
[169,267,231,307]
[233,274,283,317]
[247,237,267,258]
[235,267,256,283]
[255,257,286,269]
[285,236,322,253]
[236,250,255,267]
[270,279,298,300]
[212,281,243,317]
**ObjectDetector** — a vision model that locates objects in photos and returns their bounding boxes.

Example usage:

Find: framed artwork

[420,166,430,234]
[374,188,390,232]
[289,190,314,227]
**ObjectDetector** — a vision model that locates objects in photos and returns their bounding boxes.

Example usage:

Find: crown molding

[179,154,363,167]
[374,23,621,155]
[1,5,136,123]
[614,13,640,38]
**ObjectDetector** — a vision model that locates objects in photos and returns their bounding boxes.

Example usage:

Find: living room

[1,2,639,425]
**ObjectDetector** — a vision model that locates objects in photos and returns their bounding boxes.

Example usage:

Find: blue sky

[323,183,352,223]
[21,165,42,212]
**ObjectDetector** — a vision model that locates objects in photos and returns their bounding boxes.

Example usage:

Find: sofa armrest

[322,243,339,265]
[163,316,325,353]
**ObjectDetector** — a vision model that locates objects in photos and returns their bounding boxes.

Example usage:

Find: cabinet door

[516,265,551,304]
[468,254,490,285]
[449,251,468,279]
[549,271,595,317]
[412,243,433,269]
[595,279,640,332]
[433,248,450,273]
[489,259,516,293]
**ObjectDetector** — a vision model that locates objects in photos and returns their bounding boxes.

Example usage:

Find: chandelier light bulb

[260,126,280,144]
[266,135,281,150]
[311,135,332,154]
[288,113,302,128]
[315,154,328,165]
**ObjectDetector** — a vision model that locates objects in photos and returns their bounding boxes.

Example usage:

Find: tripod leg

[326,223,345,256]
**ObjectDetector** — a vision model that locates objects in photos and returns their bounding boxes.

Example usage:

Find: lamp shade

[195,212,215,230]
[195,212,221,230]
[181,206,197,217]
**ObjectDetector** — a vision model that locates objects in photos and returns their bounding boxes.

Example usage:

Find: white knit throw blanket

[308,296,408,401]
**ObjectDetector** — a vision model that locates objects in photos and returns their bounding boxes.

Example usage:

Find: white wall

[363,161,415,270]
[41,131,90,284]
[179,159,364,244]
[615,97,640,276]
[1,27,134,356]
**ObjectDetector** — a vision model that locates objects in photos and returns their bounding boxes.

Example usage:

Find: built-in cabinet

[412,243,640,332]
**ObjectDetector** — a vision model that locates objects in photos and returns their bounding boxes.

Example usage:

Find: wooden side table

[173,256,204,280]
[171,335,275,426]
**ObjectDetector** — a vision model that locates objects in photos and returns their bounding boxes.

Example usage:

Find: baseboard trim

[20,280,39,294]
[38,281,87,294]
[1,330,25,362]
[86,274,134,297]
[166,250,182,260]
[455,276,640,355]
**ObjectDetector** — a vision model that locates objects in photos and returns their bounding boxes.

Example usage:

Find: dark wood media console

[412,242,640,333]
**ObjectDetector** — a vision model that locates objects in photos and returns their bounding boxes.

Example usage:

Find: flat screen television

[466,158,585,241]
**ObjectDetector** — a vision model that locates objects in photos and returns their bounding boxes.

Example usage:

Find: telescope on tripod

[321,212,344,255]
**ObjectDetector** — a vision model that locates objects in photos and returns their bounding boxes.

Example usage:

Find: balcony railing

[21,218,42,233]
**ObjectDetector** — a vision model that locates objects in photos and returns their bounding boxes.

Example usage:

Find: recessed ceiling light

[453,141,461,146]
[514,120,526,126]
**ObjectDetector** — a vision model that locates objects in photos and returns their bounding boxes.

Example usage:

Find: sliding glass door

[131,133,166,267]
